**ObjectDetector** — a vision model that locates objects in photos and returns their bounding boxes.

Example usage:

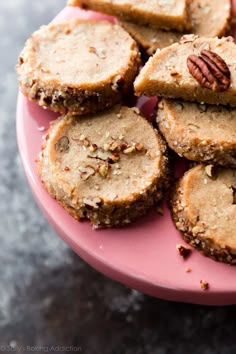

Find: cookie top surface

[158,99,236,143]
[121,0,231,54]
[39,106,166,204]
[17,19,139,89]
[134,36,236,105]
[74,0,188,16]
[177,165,236,249]
[190,0,231,37]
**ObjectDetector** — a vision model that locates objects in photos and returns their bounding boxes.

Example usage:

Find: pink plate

[17,6,236,305]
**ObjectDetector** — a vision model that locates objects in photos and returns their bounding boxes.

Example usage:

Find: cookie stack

[16,0,236,264]
[16,16,169,229]
[134,34,236,264]
[68,0,231,57]
[122,0,232,57]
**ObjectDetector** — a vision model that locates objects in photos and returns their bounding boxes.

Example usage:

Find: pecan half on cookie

[187,49,231,92]
[134,36,236,106]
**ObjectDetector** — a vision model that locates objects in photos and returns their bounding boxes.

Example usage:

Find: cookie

[16,19,140,115]
[157,99,236,167]
[38,106,169,228]
[134,36,236,106]
[121,22,181,57]
[171,164,236,264]
[67,0,191,32]
[121,0,231,56]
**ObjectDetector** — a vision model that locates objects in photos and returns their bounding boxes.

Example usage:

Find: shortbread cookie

[134,36,236,106]
[38,106,169,228]
[121,0,231,55]
[171,165,236,264]
[157,99,236,167]
[121,22,181,57]
[67,0,191,32]
[17,19,140,115]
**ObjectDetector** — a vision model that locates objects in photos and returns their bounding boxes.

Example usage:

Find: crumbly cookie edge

[171,174,236,265]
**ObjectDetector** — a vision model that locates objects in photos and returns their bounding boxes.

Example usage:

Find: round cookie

[17,19,140,115]
[171,164,236,264]
[38,106,169,228]
[157,99,236,167]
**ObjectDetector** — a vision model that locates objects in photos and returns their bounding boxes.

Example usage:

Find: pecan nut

[176,244,192,259]
[78,165,95,180]
[55,136,70,152]
[187,49,231,92]
[200,280,209,290]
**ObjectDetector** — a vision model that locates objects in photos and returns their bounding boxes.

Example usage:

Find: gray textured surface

[1,0,236,353]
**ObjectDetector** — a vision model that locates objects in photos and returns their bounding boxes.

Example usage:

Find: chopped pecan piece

[55,136,70,152]
[109,141,120,152]
[97,162,110,177]
[78,165,95,180]
[19,56,24,65]
[185,267,192,273]
[88,149,112,161]
[104,141,120,152]
[232,182,236,190]
[200,280,209,290]
[187,50,231,92]
[89,144,98,152]
[232,182,236,205]
[83,197,102,209]
[123,145,136,154]
[205,164,217,179]
[135,142,146,152]
[176,244,192,259]
[108,153,120,164]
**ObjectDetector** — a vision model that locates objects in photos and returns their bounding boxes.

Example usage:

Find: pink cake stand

[16,6,236,305]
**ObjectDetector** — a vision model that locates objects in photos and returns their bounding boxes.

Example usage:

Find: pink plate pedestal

[17,6,236,306]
